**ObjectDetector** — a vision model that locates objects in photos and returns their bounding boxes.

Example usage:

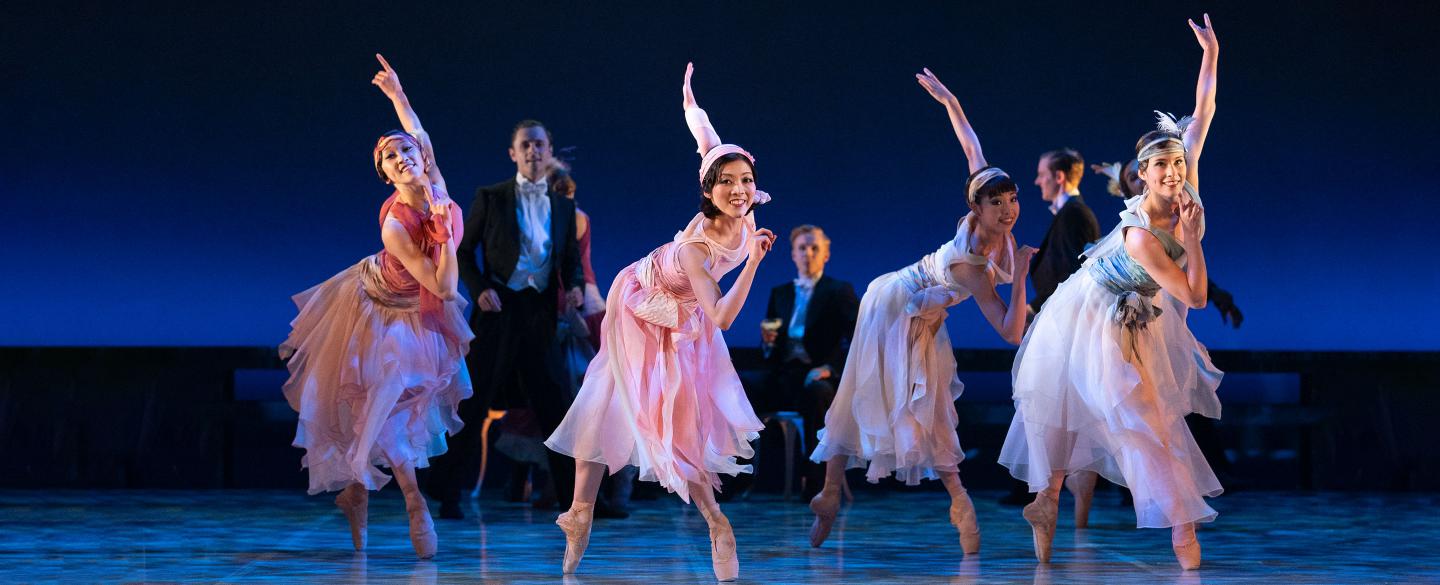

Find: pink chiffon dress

[280,193,473,495]
[545,213,765,502]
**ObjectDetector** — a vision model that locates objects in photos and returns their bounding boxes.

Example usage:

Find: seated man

[751,225,859,500]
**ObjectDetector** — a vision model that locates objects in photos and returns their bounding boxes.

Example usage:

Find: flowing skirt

[810,270,968,485]
[280,256,473,494]
[998,270,1224,528]
[545,265,763,502]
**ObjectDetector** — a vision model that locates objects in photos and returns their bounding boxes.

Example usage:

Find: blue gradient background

[5,2,1435,349]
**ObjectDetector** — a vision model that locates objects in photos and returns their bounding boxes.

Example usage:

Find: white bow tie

[519,181,547,197]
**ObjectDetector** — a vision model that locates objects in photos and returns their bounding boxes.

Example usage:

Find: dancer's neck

[702,214,745,247]
[395,183,429,212]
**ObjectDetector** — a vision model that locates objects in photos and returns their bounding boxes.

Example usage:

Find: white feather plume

[1098,162,1124,197]
[1153,110,1195,137]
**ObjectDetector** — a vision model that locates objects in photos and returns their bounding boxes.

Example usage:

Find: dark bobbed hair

[963,165,1018,205]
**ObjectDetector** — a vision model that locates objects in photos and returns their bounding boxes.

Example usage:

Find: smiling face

[376,134,426,186]
[970,190,1020,233]
[509,125,553,182]
[702,158,756,218]
[1141,153,1187,200]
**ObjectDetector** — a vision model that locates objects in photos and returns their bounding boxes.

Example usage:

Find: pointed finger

[376,53,393,72]
[1204,13,1212,29]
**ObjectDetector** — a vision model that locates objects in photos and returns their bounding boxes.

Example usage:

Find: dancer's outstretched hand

[682,62,698,110]
[915,68,956,105]
[372,54,405,100]
[1189,13,1218,53]
[748,228,777,262]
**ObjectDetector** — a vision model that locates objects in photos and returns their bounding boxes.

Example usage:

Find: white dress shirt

[1048,189,1078,216]
[507,173,554,292]
[785,273,821,363]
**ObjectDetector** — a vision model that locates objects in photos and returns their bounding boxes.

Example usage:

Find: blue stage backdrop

[5,2,1436,350]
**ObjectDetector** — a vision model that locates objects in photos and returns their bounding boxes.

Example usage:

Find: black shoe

[438,500,464,520]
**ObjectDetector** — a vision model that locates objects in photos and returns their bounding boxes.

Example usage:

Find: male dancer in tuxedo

[753,225,859,500]
[999,148,1105,516]
[428,120,587,520]
[1029,148,1101,313]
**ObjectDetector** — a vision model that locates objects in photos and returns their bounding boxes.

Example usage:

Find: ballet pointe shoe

[1065,471,1098,529]
[1022,493,1058,563]
[702,508,739,582]
[334,484,368,551]
[556,502,594,574]
[808,488,841,548]
[1172,523,1202,570]
[403,491,437,560]
[948,491,981,555]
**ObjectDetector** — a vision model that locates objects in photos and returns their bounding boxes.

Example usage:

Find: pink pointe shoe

[334,484,369,551]
[1065,471,1098,529]
[1172,523,1202,570]
[556,502,594,574]
[707,513,739,582]
[1023,493,1058,563]
[808,488,841,548]
[949,492,981,555]
[404,492,437,560]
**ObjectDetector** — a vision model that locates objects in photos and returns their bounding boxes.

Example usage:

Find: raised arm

[916,68,987,174]
[373,54,449,197]
[682,62,723,155]
[678,229,777,330]
[1184,14,1218,187]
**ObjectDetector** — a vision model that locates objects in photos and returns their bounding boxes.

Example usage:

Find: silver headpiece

[1136,111,1193,162]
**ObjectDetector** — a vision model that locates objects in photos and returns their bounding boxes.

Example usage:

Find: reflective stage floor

[2,489,1436,583]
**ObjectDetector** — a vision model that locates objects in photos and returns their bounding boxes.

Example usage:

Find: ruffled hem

[808,270,967,486]
[1000,271,1222,528]
[280,259,474,494]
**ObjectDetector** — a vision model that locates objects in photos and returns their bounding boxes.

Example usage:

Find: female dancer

[999,15,1222,570]
[1093,160,1243,327]
[544,62,777,581]
[807,68,1037,555]
[279,54,470,560]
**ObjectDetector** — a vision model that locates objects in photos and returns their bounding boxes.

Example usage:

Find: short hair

[511,119,551,145]
[1043,148,1085,189]
[789,224,830,246]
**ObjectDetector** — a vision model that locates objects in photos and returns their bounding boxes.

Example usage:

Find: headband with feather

[1137,110,1193,162]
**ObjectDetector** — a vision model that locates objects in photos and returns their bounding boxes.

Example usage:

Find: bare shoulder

[1123,226,1166,259]
[950,261,994,289]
